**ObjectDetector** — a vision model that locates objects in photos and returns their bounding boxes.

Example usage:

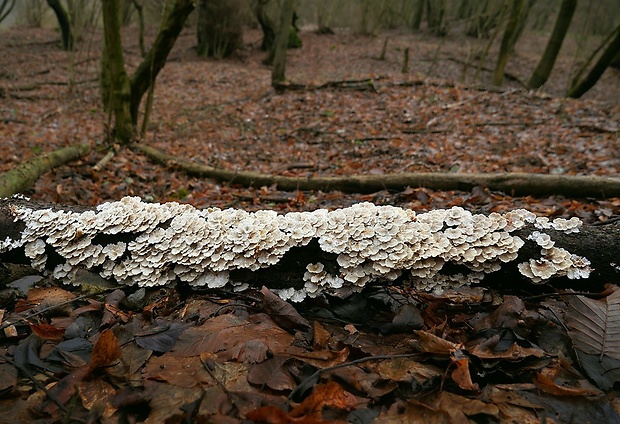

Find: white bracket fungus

[0,197,592,300]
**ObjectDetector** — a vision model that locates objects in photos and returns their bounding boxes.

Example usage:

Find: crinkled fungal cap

[0,197,590,300]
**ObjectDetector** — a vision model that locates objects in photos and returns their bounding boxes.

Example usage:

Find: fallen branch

[132,143,620,198]
[1,197,618,302]
[0,143,91,198]
[92,149,116,172]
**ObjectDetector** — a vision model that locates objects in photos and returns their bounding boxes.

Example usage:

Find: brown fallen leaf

[565,289,620,389]
[89,329,122,371]
[15,287,75,314]
[534,371,601,397]
[261,286,311,332]
[29,322,65,341]
[290,382,358,418]
[410,330,462,354]
[451,351,479,392]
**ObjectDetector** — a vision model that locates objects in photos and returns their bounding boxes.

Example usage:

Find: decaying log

[132,143,620,198]
[0,144,91,198]
[1,196,619,301]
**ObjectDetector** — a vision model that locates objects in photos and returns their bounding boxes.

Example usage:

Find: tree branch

[132,143,620,198]
[0,144,91,198]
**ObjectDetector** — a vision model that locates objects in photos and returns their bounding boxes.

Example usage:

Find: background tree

[101,0,194,143]
[0,0,15,24]
[255,0,276,51]
[271,0,294,86]
[196,0,244,58]
[528,0,577,89]
[46,0,73,50]
[426,0,446,36]
[493,0,527,86]
[567,21,620,98]
[411,0,424,31]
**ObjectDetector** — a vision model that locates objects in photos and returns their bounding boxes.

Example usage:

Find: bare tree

[528,0,577,89]
[255,0,276,51]
[567,22,620,98]
[493,0,527,86]
[46,0,73,50]
[101,0,194,143]
[196,0,244,58]
[271,0,294,86]
[0,0,15,24]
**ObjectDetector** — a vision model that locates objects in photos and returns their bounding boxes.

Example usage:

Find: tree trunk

[196,0,243,58]
[0,144,91,198]
[255,0,276,51]
[411,0,424,31]
[567,23,620,98]
[130,0,193,124]
[132,143,620,198]
[131,0,146,57]
[46,0,74,50]
[1,197,617,301]
[0,0,16,24]
[101,0,134,143]
[101,0,193,143]
[528,0,577,89]
[493,0,525,86]
[271,0,295,86]
[426,0,446,36]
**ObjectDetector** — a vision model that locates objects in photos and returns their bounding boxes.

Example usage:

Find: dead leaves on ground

[1,283,620,423]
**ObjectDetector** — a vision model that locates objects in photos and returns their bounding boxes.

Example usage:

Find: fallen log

[132,143,620,198]
[2,196,619,301]
[0,143,91,198]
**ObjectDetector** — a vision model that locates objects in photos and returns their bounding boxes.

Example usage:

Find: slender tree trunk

[528,0,577,89]
[271,0,295,86]
[411,0,424,30]
[255,0,276,51]
[131,0,193,124]
[46,0,74,50]
[0,0,16,24]
[493,0,525,86]
[101,0,134,143]
[426,0,446,36]
[131,0,146,57]
[567,23,620,98]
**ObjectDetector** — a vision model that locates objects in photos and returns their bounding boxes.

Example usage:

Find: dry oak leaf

[566,289,620,389]
[89,328,122,371]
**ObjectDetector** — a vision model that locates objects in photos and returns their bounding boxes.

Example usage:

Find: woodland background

[0,0,620,422]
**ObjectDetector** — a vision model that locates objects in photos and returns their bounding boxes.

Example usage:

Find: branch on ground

[132,143,620,198]
[0,144,91,198]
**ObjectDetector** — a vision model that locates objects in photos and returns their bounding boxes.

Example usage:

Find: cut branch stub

[1,197,618,301]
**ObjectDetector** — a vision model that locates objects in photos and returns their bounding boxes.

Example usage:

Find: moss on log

[0,143,91,198]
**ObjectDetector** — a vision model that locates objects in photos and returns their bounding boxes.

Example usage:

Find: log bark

[1,197,618,301]
[0,144,91,198]
[132,143,620,198]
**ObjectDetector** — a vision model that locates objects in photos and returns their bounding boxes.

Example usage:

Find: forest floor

[0,25,620,423]
[0,26,619,219]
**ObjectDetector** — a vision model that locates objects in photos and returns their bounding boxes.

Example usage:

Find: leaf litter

[0,25,620,422]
